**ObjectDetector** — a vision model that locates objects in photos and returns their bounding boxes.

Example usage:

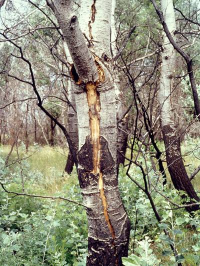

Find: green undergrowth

[119,166,200,266]
[0,144,200,265]
[1,144,68,193]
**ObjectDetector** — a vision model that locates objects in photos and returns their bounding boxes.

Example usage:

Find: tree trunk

[159,0,199,209]
[65,79,78,174]
[163,125,199,202]
[111,0,128,169]
[117,103,128,167]
[50,119,56,146]
[47,0,131,264]
[34,112,37,143]
[25,103,29,152]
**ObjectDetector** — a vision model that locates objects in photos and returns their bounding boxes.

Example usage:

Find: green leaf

[122,254,141,266]
[176,217,185,225]
[173,229,183,235]
[176,254,185,263]
[158,223,168,229]
[162,250,172,256]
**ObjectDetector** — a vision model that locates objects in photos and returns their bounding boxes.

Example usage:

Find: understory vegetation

[0,144,199,266]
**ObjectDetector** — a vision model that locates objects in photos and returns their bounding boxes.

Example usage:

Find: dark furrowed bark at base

[78,169,131,265]
[87,236,130,266]
[78,136,131,266]
[163,125,199,211]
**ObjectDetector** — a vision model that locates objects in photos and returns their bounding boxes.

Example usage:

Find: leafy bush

[0,145,200,265]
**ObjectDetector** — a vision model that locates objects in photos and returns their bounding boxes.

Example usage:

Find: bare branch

[175,7,200,27]
[114,26,136,61]
[190,165,200,181]
[0,27,59,43]
[0,183,88,209]
[1,32,78,167]
[121,50,159,69]
[28,0,62,36]
[0,97,36,110]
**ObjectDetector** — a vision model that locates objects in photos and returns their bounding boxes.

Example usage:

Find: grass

[0,144,72,194]
[0,143,200,265]
[1,145,67,174]
[0,145,87,266]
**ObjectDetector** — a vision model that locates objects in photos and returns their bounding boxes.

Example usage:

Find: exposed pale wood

[49,0,131,264]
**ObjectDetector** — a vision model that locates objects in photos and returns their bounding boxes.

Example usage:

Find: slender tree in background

[155,0,199,207]
[46,0,130,264]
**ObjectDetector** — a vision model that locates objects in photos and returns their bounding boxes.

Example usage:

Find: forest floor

[0,142,200,265]
[1,139,200,191]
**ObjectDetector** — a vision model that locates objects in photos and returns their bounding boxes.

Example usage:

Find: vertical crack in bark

[99,173,116,240]
[88,0,96,44]
[91,0,96,23]
[88,21,93,42]
[86,80,115,241]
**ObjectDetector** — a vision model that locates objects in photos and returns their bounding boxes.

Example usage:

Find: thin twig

[190,165,200,181]
[0,183,89,209]
[114,26,136,61]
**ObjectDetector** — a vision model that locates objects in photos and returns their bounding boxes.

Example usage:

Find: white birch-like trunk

[65,80,78,173]
[160,0,199,207]
[159,0,176,127]
[47,0,131,264]
[111,0,128,167]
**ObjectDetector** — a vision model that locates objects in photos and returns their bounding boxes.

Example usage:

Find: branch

[121,50,159,69]
[113,26,136,61]
[0,27,59,43]
[175,7,200,27]
[28,0,62,37]
[1,32,78,167]
[0,97,37,109]
[0,183,88,209]
[117,102,133,123]
[190,165,200,181]
[47,1,98,83]
[6,72,33,86]
[126,169,180,261]
[150,0,189,61]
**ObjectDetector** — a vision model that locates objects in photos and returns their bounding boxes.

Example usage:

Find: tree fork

[48,1,131,264]
[76,71,130,265]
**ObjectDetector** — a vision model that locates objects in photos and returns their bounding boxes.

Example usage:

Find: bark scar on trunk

[88,0,97,44]
[91,0,97,23]
[70,58,105,86]
[72,60,115,239]
[85,66,115,242]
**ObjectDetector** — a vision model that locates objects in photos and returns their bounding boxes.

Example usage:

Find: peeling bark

[77,70,130,265]
[48,0,131,264]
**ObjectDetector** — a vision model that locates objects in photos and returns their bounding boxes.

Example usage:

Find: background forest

[0,0,200,265]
